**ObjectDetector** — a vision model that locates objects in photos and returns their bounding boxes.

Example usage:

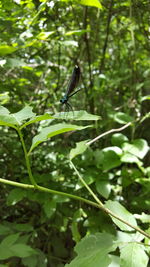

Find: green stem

[17,128,37,188]
[70,160,150,240]
[0,177,150,239]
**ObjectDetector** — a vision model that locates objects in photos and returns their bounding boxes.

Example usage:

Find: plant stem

[17,128,37,188]
[70,160,150,240]
[0,177,150,239]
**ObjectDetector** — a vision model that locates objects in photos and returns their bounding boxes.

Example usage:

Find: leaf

[96,180,111,199]
[0,234,36,260]
[0,105,36,127]
[141,95,150,101]
[122,139,149,159]
[114,112,133,124]
[37,31,55,40]
[43,200,56,218]
[54,110,100,121]
[0,106,18,127]
[78,0,102,9]
[120,243,149,267]
[105,200,137,231]
[0,92,10,104]
[111,133,129,147]
[10,244,36,258]
[7,189,26,205]
[12,106,36,125]
[5,58,26,68]
[61,40,78,47]
[21,113,54,129]
[29,123,90,154]
[65,29,89,36]
[121,152,142,165]
[0,106,10,115]
[0,45,17,56]
[69,141,88,160]
[1,233,20,247]
[101,147,122,171]
[134,212,150,223]
[65,233,117,267]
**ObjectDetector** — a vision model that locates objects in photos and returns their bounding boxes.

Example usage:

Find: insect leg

[68,88,81,98]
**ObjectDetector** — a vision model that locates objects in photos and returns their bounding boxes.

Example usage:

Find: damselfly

[60,66,81,111]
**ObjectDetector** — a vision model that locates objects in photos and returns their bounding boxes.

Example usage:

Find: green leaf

[7,189,26,205]
[0,45,17,56]
[10,244,36,258]
[65,29,89,36]
[120,243,148,267]
[43,200,56,218]
[78,0,102,9]
[21,113,54,129]
[0,106,10,115]
[37,31,55,40]
[0,92,10,104]
[29,123,90,154]
[1,233,20,247]
[5,58,26,68]
[54,110,100,121]
[0,225,12,235]
[134,212,150,223]
[122,139,149,159]
[105,200,137,231]
[111,133,129,147]
[0,233,36,260]
[65,233,116,267]
[141,95,150,101]
[96,180,111,199]
[69,141,88,160]
[12,106,36,125]
[0,105,36,127]
[121,152,142,165]
[101,147,122,171]
[0,106,18,127]
[114,112,133,124]
[61,40,78,47]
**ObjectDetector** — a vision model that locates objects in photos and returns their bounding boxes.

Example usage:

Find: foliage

[0,0,150,266]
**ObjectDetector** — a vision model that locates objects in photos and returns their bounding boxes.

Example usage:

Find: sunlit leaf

[78,0,102,9]
[29,123,91,154]
[54,110,100,121]
[120,243,148,267]
[12,106,36,125]
[65,233,116,267]
[114,112,133,124]
[111,133,129,147]
[105,200,137,231]
[37,31,55,40]
[69,140,88,160]
[21,113,54,129]
[0,45,17,56]
[122,139,149,159]
[65,29,89,36]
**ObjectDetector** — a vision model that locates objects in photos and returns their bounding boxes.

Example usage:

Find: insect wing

[66,66,80,96]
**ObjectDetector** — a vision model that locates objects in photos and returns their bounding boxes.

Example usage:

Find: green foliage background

[0,0,150,266]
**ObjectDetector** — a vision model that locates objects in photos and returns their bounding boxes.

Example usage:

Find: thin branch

[87,122,132,146]
[99,0,114,73]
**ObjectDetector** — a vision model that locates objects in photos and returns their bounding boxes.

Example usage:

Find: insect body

[60,66,81,110]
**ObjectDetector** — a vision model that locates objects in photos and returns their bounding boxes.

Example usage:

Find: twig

[86,122,132,146]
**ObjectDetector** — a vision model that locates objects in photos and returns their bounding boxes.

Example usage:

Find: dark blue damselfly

[60,66,81,111]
